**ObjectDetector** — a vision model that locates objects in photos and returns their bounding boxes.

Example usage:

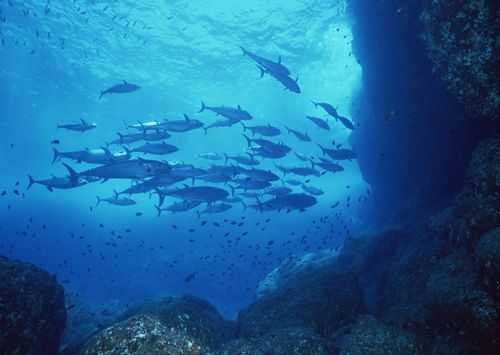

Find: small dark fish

[136,212,142,216]
[188,228,195,232]
[185,272,197,282]
[51,139,60,144]
[1,191,6,197]
[67,304,76,310]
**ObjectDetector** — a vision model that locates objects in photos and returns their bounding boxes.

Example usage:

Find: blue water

[0,0,368,318]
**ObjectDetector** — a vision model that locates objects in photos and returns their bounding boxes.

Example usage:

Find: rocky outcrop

[421,0,500,118]
[348,0,493,225]
[331,315,421,355]
[81,314,213,355]
[219,327,330,355]
[79,295,234,355]
[238,249,365,339]
[0,256,66,355]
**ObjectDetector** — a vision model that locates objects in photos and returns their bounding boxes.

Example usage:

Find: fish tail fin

[27,175,36,190]
[199,101,206,113]
[240,46,247,56]
[243,134,252,147]
[99,91,105,100]
[317,144,326,155]
[284,125,291,133]
[240,121,247,131]
[224,153,229,164]
[52,148,59,164]
[155,188,166,206]
[311,100,318,108]
[241,200,247,211]
[229,184,235,196]
[203,127,208,135]
[96,196,101,207]
[256,196,262,212]
[155,205,162,217]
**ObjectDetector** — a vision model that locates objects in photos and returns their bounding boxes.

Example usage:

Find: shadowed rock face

[347,0,494,225]
[0,256,66,355]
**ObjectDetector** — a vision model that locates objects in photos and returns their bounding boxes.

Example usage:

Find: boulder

[218,327,330,355]
[331,315,420,355]
[238,248,365,338]
[0,256,66,355]
[79,295,233,355]
[80,314,212,355]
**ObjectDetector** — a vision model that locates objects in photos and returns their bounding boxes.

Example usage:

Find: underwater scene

[0,0,498,354]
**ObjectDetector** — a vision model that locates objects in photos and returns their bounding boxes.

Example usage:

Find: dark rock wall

[347,0,496,224]
[0,256,66,355]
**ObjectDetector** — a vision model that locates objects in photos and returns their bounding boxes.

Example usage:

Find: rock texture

[0,256,66,355]
[79,295,233,355]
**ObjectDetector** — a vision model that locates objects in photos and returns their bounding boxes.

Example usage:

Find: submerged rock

[79,295,233,354]
[256,249,339,299]
[239,248,364,339]
[332,315,420,355]
[80,314,211,355]
[421,0,499,118]
[0,256,66,355]
[219,327,330,355]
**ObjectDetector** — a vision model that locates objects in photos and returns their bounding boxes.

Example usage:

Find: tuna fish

[311,101,339,118]
[157,114,204,133]
[305,115,330,130]
[312,157,344,173]
[52,147,130,165]
[275,164,321,177]
[240,46,291,76]
[301,184,324,196]
[317,144,357,160]
[257,66,301,93]
[255,193,317,212]
[199,152,223,161]
[96,191,136,206]
[157,186,229,204]
[131,142,178,155]
[155,200,202,215]
[241,122,281,137]
[285,126,311,142]
[224,153,259,166]
[79,158,171,180]
[28,164,97,191]
[99,80,141,100]
[197,203,232,217]
[57,119,96,133]
[199,101,253,121]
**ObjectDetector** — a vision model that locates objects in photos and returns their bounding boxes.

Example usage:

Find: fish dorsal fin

[237,105,242,110]
[183,184,189,188]
[295,76,299,83]
[278,55,282,64]
[184,114,190,121]
[113,190,119,199]
[80,118,87,125]
[62,163,77,178]
[123,80,127,84]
